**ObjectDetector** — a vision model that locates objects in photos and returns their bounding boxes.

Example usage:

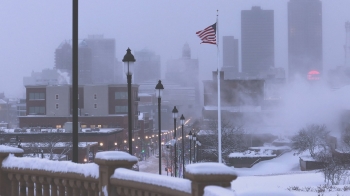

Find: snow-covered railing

[0,146,238,196]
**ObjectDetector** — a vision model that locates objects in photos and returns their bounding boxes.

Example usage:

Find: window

[28,106,45,115]
[56,104,59,109]
[115,106,128,113]
[56,125,62,129]
[55,94,59,100]
[29,92,45,100]
[94,104,97,109]
[115,92,128,99]
[94,94,97,99]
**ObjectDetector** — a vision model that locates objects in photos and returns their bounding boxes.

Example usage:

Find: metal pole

[72,0,79,163]
[127,74,132,155]
[181,124,185,175]
[174,118,177,177]
[189,139,192,164]
[158,97,161,175]
[193,140,195,163]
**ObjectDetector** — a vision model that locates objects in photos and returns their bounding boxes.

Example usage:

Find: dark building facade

[288,0,322,80]
[222,36,239,75]
[241,6,274,76]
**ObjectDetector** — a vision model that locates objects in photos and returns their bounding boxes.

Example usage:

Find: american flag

[196,23,217,45]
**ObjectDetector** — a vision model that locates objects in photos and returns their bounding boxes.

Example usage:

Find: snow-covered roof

[112,168,191,193]
[229,150,276,158]
[186,162,237,176]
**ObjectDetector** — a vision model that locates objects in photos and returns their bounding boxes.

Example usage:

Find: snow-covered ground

[139,151,350,195]
[231,151,350,196]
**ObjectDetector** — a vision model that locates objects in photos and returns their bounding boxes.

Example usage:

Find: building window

[115,92,128,99]
[94,104,97,109]
[28,106,45,115]
[56,104,59,109]
[29,92,45,100]
[56,125,62,129]
[94,94,97,100]
[55,94,59,100]
[115,106,128,113]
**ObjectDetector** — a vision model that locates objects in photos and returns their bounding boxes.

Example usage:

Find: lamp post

[193,133,197,163]
[122,48,136,155]
[180,114,185,176]
[196,141,201,162]
[155,80,164,175]
[172,106,178,177]
[188,130,192,164]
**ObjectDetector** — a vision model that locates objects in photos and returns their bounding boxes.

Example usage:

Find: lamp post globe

[122,48,136,155]
[172,106,178,177]
[155,80,164,175]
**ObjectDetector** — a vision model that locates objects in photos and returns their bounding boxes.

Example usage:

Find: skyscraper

[222,36,239,73]
[54,35,117,85]
[241,6,274,76]
[288,0,322,80]
[134,49,161,83]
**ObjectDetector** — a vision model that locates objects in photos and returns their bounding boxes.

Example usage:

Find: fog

[0,0,349,98]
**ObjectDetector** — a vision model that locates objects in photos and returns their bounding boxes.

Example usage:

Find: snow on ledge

[204,186,235,196]
[112,168,191,193]
[186,162,236,176]
[0,145,24,153]
[2,154,99,178]
[95,151,138,162]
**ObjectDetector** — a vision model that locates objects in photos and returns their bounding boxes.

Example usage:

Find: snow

[95,151,138,162]
[237,189,295,196]
[204,186,237,196]
[229,149,276,158]
[186,162,237,176]
[112,168,192,193]
[0,145,24,153]
[2,154,99,178]
[234,151,300,176]
[249,146,291,150]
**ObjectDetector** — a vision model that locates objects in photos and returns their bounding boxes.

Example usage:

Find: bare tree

[291,124,329,158]
[27,134,72,160]
[199,119,248,163]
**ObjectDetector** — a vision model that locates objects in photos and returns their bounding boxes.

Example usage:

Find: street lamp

[122,48,136,155]
[192,133,197,163]
[155,80,164,175]
[196,141,202,162]
[180,114,185,176]
[172,106,178,177]
[188,130,192,164]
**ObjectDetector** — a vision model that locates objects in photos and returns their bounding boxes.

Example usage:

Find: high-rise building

[134,49,161,84]
[54,35,117,85]
[85,35,116,84]
[288,0,322,80]
[241,6,274,76]
[222,36,239,74]
[345,21,350,67]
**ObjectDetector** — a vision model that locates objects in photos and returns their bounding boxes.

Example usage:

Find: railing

[0,145,237,196]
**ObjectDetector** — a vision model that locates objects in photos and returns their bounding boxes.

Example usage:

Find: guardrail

[0,145,237,196]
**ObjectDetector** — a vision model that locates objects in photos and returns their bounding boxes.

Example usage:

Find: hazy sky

[0,0,349,98]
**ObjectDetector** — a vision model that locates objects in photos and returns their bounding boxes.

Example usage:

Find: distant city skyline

[0,0,349,97]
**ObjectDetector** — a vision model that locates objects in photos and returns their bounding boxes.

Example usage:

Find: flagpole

[216,10,222,163]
